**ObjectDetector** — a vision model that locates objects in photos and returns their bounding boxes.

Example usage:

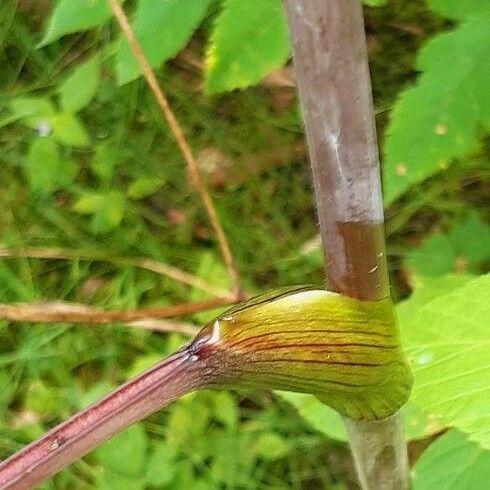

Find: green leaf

[189,251,230,323]
[91,142,119,182]
[362,0,387,6]
[51,113,90,147]
[449,211,490,267]
[252,432,292,461]
[397,274,474,326]
[40,0,115,47]
[26,137,60,194]
[95,423,148,478]
[205,0,290,93]
[401,274,490,448]
[279,392,442,442]
[9,97,55,128]
[145,442,178,487]
[59,56,101,113]
[73,190,126,233]
[412,430,490,490]
[405,212,490,276]
[383,16,490,204]
[95,469,144,490]
[116,0,212,84]
[406,234,456,276]
[211,391,238,429]
[127,177,164,200]
[427,0,490,21]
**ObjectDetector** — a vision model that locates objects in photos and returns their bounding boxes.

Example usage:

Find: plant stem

[282,0,409,488]
[0,349,206,490]
[106,0,241,297]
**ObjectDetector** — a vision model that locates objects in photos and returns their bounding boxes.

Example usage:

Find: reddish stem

[0,348,207,489]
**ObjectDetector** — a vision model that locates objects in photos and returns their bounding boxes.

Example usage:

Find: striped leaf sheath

[188,286,413,421]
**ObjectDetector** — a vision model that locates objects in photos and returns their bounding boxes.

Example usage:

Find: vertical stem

[282,0,409,488]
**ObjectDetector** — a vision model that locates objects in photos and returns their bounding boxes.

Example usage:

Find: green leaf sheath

[191,286,413,421]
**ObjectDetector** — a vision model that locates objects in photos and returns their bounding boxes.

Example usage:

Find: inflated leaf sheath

[191,286,412,420]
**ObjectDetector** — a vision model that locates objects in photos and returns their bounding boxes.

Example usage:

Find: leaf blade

[205,0,290,93]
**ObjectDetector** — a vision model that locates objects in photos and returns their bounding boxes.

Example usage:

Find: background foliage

[0,0,488,488]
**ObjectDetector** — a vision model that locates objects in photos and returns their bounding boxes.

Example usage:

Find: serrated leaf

[40,0,115,47]
[51,113,90,147]
[383,16,490,203]
[205,0,290,93]
[116,0,212,84]
[127,177,164,200]
[95,423,148,478]
[59,56,100,113]
[401,274,490,448]
[412,430,490,490]
[427,0,490,21]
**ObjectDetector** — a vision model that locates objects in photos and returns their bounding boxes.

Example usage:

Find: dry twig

[0,297,233,329]
[0,247,231,299]
[106,0,240,296]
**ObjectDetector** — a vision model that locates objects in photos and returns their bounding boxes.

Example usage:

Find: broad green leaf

[127,177,164,200]
[279,392,442,442]
[401,274,490,448]
[51,113,90,147]
[406,234,455,276]
[59,56,101,113]
[449,211,490,266]
[95,423,148,478]
[279,392,347,441]
[427,0,490,21]
[405,212,490,276]
[383,16,490,203]
[412,430,490,490]
[116,0,212,84]
[205,0,290,93]
[397,274,474,326]
[40,0,116,47]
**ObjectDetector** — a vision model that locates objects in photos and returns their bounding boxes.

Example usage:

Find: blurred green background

[0,0,488,489]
